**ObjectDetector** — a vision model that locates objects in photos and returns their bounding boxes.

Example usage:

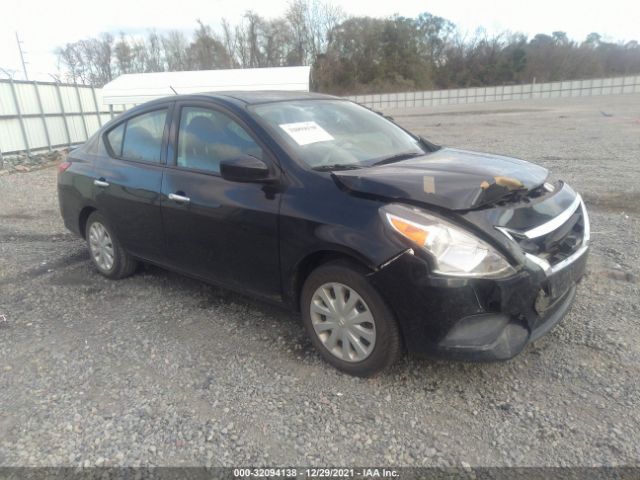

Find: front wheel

[301,261,402,377]
[85,212,138,279]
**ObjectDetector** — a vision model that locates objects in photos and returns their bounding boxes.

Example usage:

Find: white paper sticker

[279,121,334,146]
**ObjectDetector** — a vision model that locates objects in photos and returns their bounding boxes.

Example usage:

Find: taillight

[58,161,71,174]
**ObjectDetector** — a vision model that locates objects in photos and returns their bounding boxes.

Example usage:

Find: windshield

[251,100,427,170]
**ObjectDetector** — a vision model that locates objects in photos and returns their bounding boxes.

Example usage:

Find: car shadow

[78,261,535,388]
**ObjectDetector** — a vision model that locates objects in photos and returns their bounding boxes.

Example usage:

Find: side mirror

[220,154,273,183]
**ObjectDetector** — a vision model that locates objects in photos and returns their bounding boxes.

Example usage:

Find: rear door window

[121,109,168,163]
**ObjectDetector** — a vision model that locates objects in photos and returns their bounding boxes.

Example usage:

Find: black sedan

[58,91,589,376]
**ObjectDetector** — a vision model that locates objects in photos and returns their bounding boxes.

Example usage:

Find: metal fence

[0,79,132,159]
[346,75,640,110]
[1,74,640,160]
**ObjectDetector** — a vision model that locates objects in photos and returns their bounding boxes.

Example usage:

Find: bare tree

[306,0,344,60]
[262,18,295,66]
[286,0,345,65]
[56,43,85,83]
[188,20,232,69]
[244,11,264,67]
[145,31,165,72]
[114,33,134,74]
[129,39,148,73]
[286,0,309,65]
[221,19,240,68]
[163,31,191,71]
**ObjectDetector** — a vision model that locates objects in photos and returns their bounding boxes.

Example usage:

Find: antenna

[15,32,28,80]
[169,86,178,95]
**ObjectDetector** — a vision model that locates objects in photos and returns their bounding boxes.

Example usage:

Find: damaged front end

[332,147,551,211]
[365,179,590,361]
[368,245,586,360]
[329,146,590,360]
[368,249,538,360]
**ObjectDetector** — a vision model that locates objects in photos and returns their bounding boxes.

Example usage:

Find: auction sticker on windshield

[279,121,334,146]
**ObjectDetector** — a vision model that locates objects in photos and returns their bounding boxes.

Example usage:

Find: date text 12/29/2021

[233,468,400,478]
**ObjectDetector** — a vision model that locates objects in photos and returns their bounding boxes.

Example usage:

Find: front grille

[499,195,589,270]
[514,208,585,266]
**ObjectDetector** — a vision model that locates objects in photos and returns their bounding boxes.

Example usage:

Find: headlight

[381,204,516,278]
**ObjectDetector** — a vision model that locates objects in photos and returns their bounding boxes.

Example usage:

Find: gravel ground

[0,94,639,468]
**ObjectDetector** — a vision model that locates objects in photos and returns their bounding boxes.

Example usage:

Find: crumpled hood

[332,148,549,210]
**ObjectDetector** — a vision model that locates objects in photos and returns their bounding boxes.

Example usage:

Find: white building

[101,66,312,106]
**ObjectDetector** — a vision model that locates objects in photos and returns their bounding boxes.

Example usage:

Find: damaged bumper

[368,247,588,361]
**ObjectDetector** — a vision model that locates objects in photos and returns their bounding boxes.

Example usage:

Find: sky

[1,0,638,80]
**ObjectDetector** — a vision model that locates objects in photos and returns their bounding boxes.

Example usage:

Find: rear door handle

[93,179,110,188]
[168,193,191,204]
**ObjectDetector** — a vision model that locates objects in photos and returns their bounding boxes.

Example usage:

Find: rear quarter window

[106,123,125,157]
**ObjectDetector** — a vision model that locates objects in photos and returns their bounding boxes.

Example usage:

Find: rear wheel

[301,261,402,377]
[85,212,137,279]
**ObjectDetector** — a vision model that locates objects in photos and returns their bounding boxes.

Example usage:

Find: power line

[0,67,14,79]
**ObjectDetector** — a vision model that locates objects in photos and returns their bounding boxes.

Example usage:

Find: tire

[301,260,402,377]
[85,211,138,279]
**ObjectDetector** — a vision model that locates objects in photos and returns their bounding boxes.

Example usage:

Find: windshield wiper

[371,151,424,166]
[312,164,363,172]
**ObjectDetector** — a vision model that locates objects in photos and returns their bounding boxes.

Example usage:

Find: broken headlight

[381,204,516,278]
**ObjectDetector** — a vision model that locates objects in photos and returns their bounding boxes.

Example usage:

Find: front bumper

[368,246,588,361]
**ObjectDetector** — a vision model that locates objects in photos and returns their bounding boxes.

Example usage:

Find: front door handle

[168,193,191,204]
[94,179,110,188]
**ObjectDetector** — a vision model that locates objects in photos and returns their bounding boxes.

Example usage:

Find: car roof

[203,90,340,105]
[110,90,346,125]
[134,90,341,109]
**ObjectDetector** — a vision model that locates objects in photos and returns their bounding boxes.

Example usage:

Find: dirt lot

[1,94,639,467]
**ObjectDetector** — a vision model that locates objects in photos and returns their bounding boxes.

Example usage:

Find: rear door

[160,101,281,300]
[95,104,173,262]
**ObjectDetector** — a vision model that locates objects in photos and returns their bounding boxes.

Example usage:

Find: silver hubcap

[310,282,376,362]
[88,222,114,271]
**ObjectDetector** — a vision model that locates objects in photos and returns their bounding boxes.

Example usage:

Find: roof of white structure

[101,66,311,105]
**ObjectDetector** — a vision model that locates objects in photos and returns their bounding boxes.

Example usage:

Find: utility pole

[15,31,28,80]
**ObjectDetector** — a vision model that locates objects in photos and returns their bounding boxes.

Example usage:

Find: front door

[160,103,281,301]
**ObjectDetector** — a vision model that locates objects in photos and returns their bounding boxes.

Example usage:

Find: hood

[332,148,549,210]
